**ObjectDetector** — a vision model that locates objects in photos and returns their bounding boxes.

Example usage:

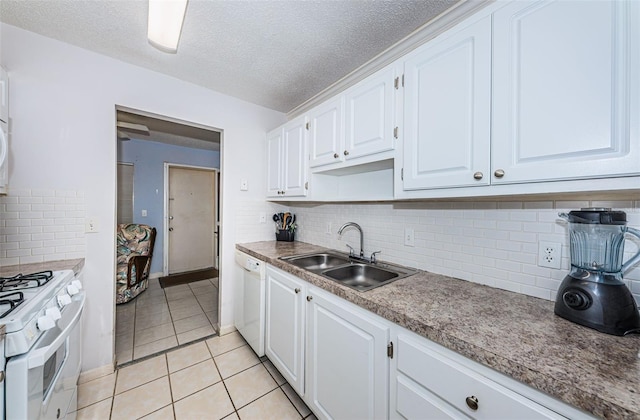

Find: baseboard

[219,324,237,336]
[79,363,115,384]
[149,272,163,279]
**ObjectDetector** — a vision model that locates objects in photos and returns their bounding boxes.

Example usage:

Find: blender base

[554,275,640,336]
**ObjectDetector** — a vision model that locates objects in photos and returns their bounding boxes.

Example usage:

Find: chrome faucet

[338,222,364,259]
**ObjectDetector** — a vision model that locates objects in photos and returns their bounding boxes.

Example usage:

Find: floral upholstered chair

[116,223,157,304]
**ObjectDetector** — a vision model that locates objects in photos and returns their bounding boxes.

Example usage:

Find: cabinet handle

[473,172,483,180]
[494,169,505,178]
[465,395,479,411]
[333,153,339,159]
[343,150,349,156]
[306,296,313,301]
[294,288,300,293]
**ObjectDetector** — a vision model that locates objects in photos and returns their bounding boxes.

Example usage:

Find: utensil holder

[276,229,295,242]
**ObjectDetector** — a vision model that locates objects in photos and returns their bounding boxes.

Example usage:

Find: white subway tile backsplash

[0,189,86,266]
[290,201,640,304]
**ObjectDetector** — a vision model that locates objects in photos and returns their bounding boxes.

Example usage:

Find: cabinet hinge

[387,341,394,359]
[394,77,399,90]
[401,168,404,180]
[305,181,308,190]
[402,74,404,87]
[393,127,398,139]
[305,122,310,130]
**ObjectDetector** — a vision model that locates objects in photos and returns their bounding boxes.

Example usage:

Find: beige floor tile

[136,301,170,316]
[134,336,178,360]
[214,345,260,379]
[170,304,204,321]
[173,313,211,334]
[140,404,174,420]
[77,373,116,409]
[206,331,245,356]
[164,287,193,301]
[212,278,219,287]
[222,413,239,420]
[196,298,216,313]
[135,322,176,346]
[224,364,278,409]
[169,359,222,401]
[136,311,173,329]
[205,310,218,327]
[115,333,133,353]
[189,279,214,288]
[237,388,301,420]
[168,296,199,311]
[112,377,172,419]
[282,383,311,417]
[173,382,235,420]
[177,324,216,345]
[263,360,287,386]
[115,354,167,394]
[166,341,212,373]
[75,398,112,420]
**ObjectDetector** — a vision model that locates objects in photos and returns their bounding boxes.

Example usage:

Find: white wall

[290,199,640,303]
[1,23,285,372]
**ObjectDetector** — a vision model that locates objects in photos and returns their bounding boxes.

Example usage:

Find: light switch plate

[85,218,99,233]
[240,180,248,191]
[405,228,415,247]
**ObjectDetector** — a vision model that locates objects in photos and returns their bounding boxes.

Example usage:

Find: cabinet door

[0,67,7,124]
[403,16,491,190]
[266,128,283,197]
[308,97,344,167]
[282,117,307,196]
[344,65,396,160]
[491,0,640,184]
[265,267,306,395]
[305,288,389,420]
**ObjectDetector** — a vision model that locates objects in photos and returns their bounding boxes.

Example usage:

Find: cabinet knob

[306,295,313,302]
[343,150,349,156]
[333,153,339,159]
[465,395,479,411]
[473,171,483,180]
[169,227,174,231]
[494,169,505,178]
[294,288,300,294]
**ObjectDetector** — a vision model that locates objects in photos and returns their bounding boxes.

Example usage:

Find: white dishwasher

[234,250,266,356]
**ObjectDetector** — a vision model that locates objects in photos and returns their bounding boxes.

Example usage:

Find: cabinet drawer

[396,374,469,420]
[396,335,564,419]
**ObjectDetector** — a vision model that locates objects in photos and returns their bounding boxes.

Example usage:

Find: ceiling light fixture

[147,0,188,54]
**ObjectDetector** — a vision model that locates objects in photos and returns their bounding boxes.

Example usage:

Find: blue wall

[118,139,220,274]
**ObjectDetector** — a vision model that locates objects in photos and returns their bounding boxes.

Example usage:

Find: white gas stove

[0,269,85,420]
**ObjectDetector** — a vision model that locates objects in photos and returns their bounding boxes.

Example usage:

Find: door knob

[169,227,174,231]
[169,216,174,220]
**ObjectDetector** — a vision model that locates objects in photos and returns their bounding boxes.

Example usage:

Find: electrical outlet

[405,228,415,247]
[259,213,266,223]
[325,222,332,235]
[538,241,562,269]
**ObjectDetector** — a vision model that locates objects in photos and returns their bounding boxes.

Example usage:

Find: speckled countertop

[0,258,85,278]
[238,241,640,419]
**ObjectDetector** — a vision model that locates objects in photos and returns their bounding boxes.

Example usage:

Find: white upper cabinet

[403,15,492,190]
[309,64,398,169]
[308,97,344,167]
[491,0,640,184]
[266,116,308,198]
[344,65,396,161]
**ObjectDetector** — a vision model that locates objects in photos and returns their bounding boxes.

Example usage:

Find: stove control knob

[71,280,83,290]
[37,315,55,331]
[46,307,62,321]
[67,284,80,296]
[57,293,72,308]
[563,289,591,310]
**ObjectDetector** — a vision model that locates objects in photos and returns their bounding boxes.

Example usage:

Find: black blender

[555,208,640,336]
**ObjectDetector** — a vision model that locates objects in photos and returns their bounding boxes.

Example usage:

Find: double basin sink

[280,252,417,292]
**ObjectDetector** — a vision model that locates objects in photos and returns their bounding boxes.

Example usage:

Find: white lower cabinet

[264,264,588,420]
[265,265,390,419]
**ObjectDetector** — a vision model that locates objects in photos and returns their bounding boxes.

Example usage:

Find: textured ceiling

[0,0,460,113]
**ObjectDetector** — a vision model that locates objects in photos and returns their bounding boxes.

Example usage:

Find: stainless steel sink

[280,252,417,292]
[281,253,351,273]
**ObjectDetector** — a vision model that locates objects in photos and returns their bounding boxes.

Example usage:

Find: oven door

[6,293,84,420]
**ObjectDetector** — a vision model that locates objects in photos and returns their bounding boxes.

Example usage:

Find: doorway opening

[114,106,222,366]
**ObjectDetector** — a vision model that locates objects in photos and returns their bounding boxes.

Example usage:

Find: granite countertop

[237,241,640,419]
[0,258,85,278]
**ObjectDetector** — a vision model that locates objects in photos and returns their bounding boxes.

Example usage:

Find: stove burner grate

[0,291,25,318]
[0,270,54,292]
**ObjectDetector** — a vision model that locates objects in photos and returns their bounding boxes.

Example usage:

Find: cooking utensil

[272,214,280,223]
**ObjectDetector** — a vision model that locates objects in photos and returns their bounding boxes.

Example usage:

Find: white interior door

[167,165,217,274]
